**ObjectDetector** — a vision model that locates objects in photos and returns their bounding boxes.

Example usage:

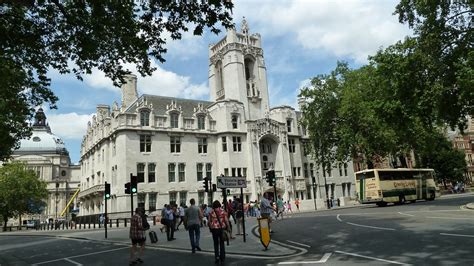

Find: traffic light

[267,170,275,186]
[104,182,111,199]
[131,175,138,193]
[124,182,131,194]
[203,177,209,192]
[226,189,230,196]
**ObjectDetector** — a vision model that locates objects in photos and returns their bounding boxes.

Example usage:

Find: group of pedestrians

[128,193,298,265]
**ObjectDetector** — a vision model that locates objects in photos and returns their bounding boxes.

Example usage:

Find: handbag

[214,209,230,245]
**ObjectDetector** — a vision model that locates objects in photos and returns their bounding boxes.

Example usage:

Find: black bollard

[116,219,119,228]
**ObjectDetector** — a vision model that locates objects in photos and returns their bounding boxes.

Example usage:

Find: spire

[241,16,249,35]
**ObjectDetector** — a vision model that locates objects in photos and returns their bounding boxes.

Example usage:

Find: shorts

[131,238,146,245]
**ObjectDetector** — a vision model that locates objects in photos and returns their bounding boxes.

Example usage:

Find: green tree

[417,132,467,188]
[0,161,48,231]
[0,0,234,161]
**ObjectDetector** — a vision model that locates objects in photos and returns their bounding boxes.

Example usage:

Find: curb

[465,203,474,210]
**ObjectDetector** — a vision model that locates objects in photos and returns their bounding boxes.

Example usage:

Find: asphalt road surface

[1,194,473,265]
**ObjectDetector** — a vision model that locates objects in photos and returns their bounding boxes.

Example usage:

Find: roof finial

[241,16,249,35]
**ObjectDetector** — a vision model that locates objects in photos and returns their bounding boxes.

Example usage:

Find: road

[1,194,473,265]
[267,193,474,265]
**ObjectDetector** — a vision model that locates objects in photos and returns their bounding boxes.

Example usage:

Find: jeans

[188,224,201,250]
[166,219,175,240]
[210,228,225,261]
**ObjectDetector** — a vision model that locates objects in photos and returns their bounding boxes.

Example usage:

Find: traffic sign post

[216,176,247,188]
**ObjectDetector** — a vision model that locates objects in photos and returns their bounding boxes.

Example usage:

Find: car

[25,220,39,228]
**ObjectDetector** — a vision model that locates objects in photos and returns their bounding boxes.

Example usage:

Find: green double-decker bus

[355,168,439,207]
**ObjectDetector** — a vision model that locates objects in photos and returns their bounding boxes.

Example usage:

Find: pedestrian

[129,208,145,265]
[185,198,203,253]
[276,195,284,220]
[260,193,273,233]
[99,214,104,225]
[160,204,167,233]
[295,198,300,211]
[235,199,244,235]
[208,200,230,264]
[176,203,186,230]
[164,204,176,241]
[287,201,293,213]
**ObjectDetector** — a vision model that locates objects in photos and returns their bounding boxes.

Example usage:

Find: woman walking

[208,200,230,264]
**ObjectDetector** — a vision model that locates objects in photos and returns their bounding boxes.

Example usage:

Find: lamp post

[312,182,317,210]
[55,177,59,221]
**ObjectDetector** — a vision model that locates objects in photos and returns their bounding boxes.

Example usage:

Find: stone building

[78,19,356,218]
[11,108,81,222]
[452,116,474,184]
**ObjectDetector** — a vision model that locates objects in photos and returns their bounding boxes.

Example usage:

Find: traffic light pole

[273,183,278,215]
[105,181,108,239]
[130,173,134,217]
[240,187,246,243]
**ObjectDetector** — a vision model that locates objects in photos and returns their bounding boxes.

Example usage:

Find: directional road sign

[216,176,247,188]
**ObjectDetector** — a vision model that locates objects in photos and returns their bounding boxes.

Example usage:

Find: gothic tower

[208,17,270,120]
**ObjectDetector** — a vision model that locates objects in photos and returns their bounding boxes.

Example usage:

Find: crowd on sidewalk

[128,193,299,265]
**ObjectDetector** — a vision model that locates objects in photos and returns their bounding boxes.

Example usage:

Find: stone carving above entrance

[248,118,286,143]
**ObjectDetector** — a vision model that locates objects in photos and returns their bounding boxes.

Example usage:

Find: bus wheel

[427,191,435,201]
[398,195,406,205]
[376,202,387,207]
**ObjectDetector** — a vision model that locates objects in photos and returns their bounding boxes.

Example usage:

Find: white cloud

[81,61,209,99]
[233,0,411,63]
[46,112,94,140]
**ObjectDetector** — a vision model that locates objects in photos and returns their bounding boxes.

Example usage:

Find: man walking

[276,195,284,220]
[129,208,145,265]
[165,204,176,241]
[260,193,273,233]
[185,198,203,253]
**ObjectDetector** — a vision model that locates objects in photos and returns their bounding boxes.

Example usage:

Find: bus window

[356,171,374,180]
[378,171,393,181]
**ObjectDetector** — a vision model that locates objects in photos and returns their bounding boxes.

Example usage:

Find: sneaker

[135,258,144,264]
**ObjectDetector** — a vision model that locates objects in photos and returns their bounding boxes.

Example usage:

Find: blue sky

[42,0,411,164]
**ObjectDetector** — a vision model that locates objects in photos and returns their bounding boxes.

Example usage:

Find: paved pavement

[1,216,303,260]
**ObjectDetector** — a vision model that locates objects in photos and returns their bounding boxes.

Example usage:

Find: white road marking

[32,247,129,265]
[426,216,473,220]
[397,212,414,217]
[286,240,311,248]
[440,233,474,238]
[277,253,332,264]
[346,222,396,231]
[337,214,343,222]
[335,250,411,265]
[64,258,83,266]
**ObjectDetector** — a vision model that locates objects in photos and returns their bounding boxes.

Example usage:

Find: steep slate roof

[125,94,214,118]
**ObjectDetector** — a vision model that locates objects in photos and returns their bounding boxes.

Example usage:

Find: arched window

[170,113,179,128]
[140,110,150,126]
[215,61,224,92]
[244,58,254,81]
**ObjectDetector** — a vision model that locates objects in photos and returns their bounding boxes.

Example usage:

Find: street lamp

[55,177,59,221]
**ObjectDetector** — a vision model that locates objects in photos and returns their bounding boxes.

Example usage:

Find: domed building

[11,108,81,223]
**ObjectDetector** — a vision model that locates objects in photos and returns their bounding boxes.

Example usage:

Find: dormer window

[170,113,179,128]
[197,115,205,130]
[231,115,238,129]
[140,110,150,126]
[287,119,292,133]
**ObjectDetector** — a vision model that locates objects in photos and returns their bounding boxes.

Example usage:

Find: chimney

[121,74,138,110]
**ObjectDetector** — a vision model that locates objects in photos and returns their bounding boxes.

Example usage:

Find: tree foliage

[0,161,48,231]
[300,0,472,174]
[0,0,234,161]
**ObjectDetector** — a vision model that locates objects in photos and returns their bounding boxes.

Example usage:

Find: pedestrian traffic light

[226,189,230,196]
[203,177,209,192]
[212,184,217,192]
[104,182,111,199]
[124,182,131,194]
[131,175,138,193]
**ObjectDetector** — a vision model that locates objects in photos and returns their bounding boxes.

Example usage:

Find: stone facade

[11,108,81,223]
[78,19,356,218]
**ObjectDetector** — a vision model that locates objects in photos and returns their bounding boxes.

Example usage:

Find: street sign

[216,176,247,188]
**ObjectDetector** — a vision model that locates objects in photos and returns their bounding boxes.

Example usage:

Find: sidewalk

[1,216,304,259]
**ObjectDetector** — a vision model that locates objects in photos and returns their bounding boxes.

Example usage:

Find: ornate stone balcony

[78,184,105,199]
